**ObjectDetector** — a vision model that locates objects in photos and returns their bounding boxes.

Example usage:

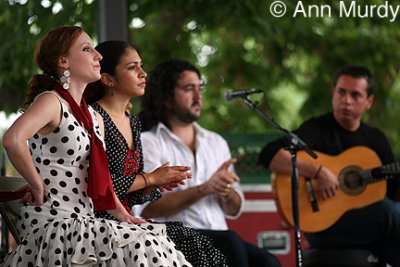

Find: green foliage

[0,0,96,112]
[129,0,400,158]
[1,0,400,158]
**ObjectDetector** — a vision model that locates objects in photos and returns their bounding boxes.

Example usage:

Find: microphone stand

[239,96,317,267]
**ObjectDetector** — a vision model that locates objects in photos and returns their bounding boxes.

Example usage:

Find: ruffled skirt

[1,217,192,267]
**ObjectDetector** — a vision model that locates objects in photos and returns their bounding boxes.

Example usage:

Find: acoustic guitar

[272,146,400,233]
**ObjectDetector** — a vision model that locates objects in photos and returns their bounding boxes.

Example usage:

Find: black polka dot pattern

[92,103,161,219]
[1,98,191,267]
[92,103,227,267]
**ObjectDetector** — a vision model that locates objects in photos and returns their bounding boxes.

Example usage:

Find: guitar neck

[361,162,400,185]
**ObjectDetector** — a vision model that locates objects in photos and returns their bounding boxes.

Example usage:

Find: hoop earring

[60,70,71,90]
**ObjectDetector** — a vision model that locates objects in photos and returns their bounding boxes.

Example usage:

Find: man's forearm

[141,185,206,218]
[220,190,241,216]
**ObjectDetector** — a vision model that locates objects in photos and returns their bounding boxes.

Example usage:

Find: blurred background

[0,0,400,178]
[2,0,400,180]
[1,1,400,264]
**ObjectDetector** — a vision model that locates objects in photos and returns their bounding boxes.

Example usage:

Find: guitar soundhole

[339,165,366,195]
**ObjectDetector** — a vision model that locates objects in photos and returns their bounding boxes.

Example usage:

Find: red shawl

[54,84,116,210]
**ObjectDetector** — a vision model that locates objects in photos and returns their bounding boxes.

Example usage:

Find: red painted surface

[227,189,309,267]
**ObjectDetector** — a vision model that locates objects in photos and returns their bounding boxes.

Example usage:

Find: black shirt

[259,112,398,199]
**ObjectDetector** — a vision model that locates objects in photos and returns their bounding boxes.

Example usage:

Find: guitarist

[259,65,400,266]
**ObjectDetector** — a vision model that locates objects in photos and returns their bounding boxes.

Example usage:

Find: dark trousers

[197,229,281,267]
[306,199,400,266]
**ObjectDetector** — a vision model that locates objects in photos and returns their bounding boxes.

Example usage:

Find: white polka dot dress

[92,103,227,267]
[1,97,192,267]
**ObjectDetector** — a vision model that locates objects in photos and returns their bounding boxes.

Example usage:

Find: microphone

[224,88,263,100]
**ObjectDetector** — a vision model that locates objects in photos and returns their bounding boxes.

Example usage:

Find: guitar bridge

[305,177,319,212]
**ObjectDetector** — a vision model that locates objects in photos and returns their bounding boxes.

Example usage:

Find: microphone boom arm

[241,96,317,159]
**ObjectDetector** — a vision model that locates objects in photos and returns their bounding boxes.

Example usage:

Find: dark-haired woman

[85,40,227,267]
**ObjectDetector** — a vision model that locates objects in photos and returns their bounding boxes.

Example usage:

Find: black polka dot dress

[1,97,192,267]
[92,103,227,267]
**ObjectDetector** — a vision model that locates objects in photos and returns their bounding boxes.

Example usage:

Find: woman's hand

[109,209,147,224]
[146,162,191,188]
[22,182,47,206]
[107,194,147,224]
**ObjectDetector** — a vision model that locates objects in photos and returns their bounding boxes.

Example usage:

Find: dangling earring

[60,70,71,90]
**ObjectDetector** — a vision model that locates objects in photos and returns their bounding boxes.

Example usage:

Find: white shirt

[135,122,244,230]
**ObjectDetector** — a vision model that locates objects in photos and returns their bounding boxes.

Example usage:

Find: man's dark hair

[332,65,374,96]
[139,59,200,131]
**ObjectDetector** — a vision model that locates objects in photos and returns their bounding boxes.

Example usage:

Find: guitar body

[272,146,386,233]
